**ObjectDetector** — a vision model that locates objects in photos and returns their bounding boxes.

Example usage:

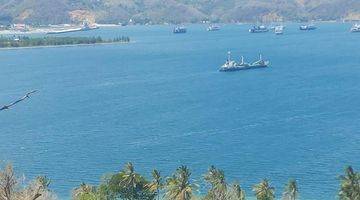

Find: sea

[0,23,359,199]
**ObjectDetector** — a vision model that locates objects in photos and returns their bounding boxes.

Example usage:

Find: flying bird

[0,90,38,111]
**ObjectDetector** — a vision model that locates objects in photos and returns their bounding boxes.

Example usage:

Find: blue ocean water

[0,23,360,199]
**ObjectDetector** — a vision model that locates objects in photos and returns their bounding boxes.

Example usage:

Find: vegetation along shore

[0,36,130,48]
[0,163,358,200]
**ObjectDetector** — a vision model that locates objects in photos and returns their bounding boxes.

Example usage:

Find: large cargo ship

[219,52,269,72]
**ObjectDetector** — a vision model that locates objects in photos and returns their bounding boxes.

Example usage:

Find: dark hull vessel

[219,52,269,72]
[299,25,317,30]
[249,25,269,33]
[173,26,187,33]
[219,64,268,72]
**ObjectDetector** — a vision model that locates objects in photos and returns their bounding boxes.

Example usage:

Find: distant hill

[1,0,360,25]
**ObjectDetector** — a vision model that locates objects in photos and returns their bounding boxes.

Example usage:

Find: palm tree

[121,162,138,189]
[147,169,163,200]
[253,179,275,200]
[229,182,246,200]
[72,183,97,200]
[204,166,227,200]
[282,179,298,200]
[119,162,154,200]
[105,162,155,200]
[339,166,360,200]
[164,165,197,200]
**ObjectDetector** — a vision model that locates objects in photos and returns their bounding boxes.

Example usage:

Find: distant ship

[173,26,187,34]
[81,22,99,31]
[350,24,360,32]
[274,25,284,35]
[299,24,317,31]
[249,25,269,33]
[47,22,99,34]
[219,52,269,72]
[207,24,220,31]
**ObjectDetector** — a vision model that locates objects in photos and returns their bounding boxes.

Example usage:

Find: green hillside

[0,0,360,24]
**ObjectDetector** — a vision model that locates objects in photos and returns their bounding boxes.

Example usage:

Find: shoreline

[0,41,133,51]
[0,21,354,35]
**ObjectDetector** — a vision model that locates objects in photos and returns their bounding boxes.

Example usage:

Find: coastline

[0,21,352,35]
[0,41,133,51]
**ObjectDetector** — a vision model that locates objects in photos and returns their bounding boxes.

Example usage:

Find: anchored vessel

[274,25,284,35]
[219,52,269,72]
[351,24,360,32]
[81,22,99,31]
[249,25,269,33]
[299,24,317,31]
[173,26,187,34]
[207,24,220,31]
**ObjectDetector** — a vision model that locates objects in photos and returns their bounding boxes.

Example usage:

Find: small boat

[274,25,284,35]
[350,24,360,32]
[207,24,220,31]
[219,52,269,72]
[249,25,269,33]
[173,26,187,34]
[299,24,317,31]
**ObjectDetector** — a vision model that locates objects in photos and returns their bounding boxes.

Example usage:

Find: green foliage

[164,165,197,200]
[113,36,130,43]
[73,183,99,200]
[98,162,156,200]
[339,166,360,200]
[11,161,360,200]
[0,36,130,48]
[66,163,360,200]
[228,182,246,200]
[147,169,163,200]
[203,166,227,200]
[253,179,275,200]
